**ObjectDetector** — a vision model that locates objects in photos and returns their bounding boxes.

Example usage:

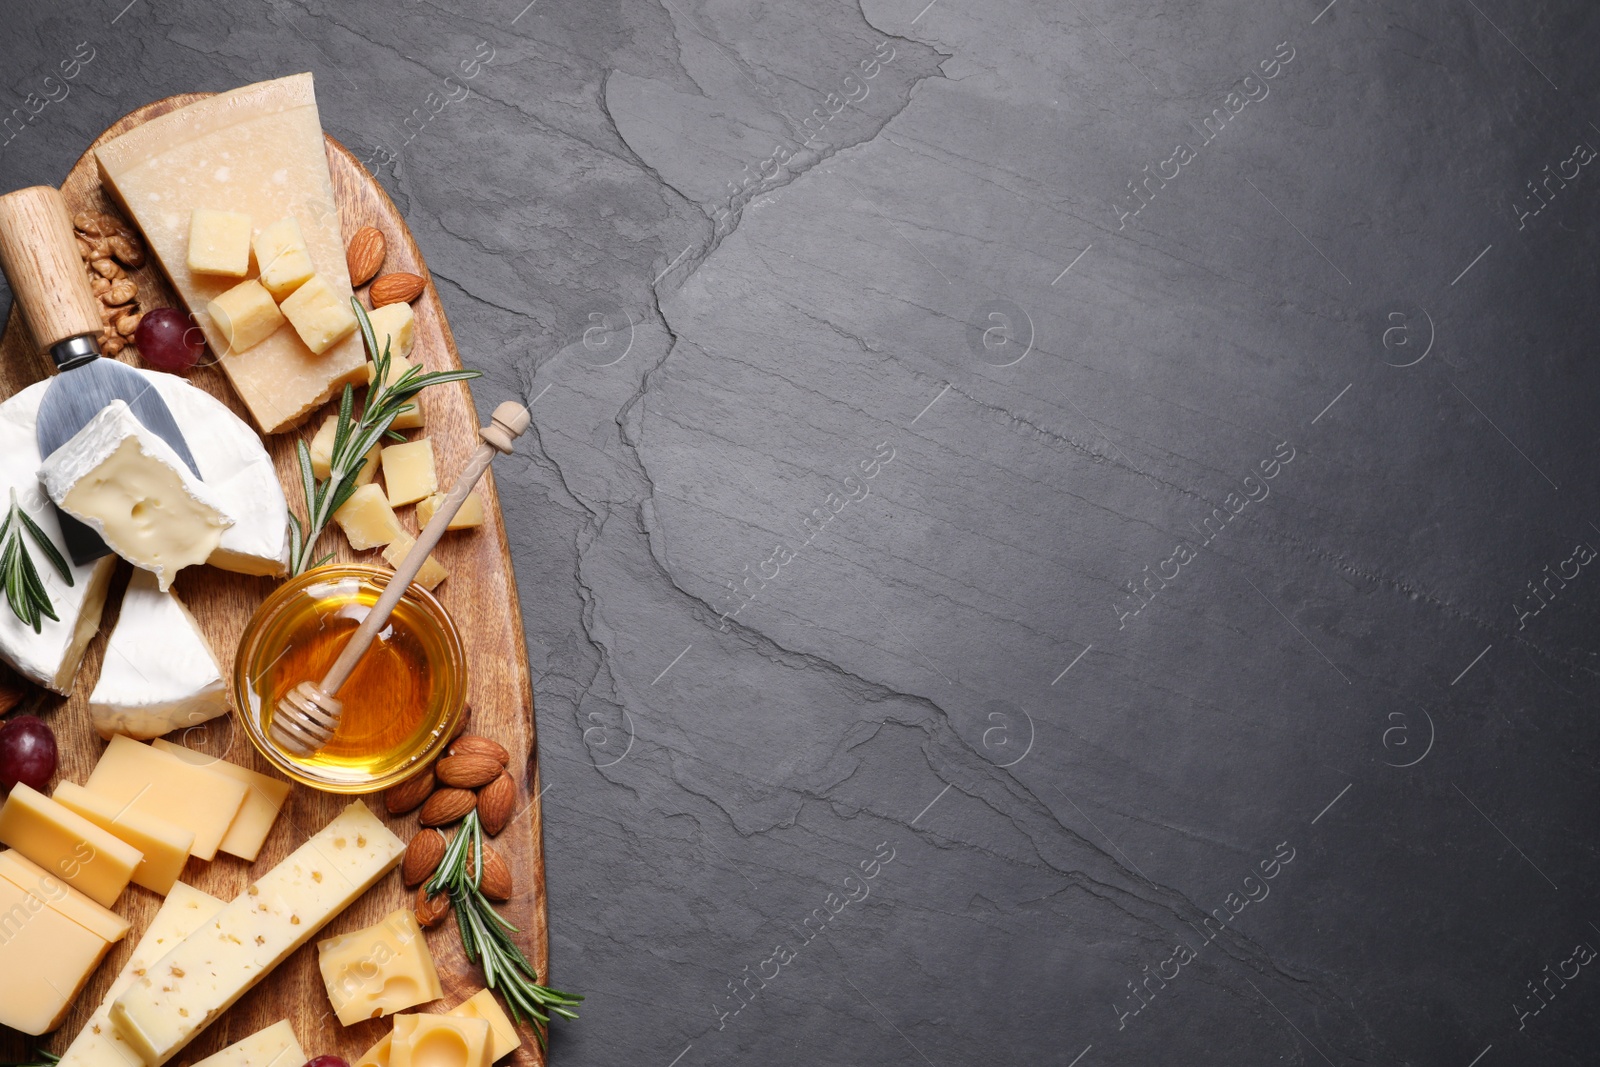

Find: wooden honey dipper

[269,400,530,757]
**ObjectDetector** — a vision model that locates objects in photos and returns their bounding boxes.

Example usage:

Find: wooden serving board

[0,96,549,1066]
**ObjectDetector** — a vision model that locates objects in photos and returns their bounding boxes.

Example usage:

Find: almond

[467,843,514,901]
[415,884,450,928]
[402,828,447,887]
[346,226,386,287]
[477,772,515,836]
[385,767,437,815]
[449,734,509,767]
[435,752,502,789]
[369,271,426,307]
[418,787,476,827]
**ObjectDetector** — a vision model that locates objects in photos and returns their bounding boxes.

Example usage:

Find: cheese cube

[186,208,252,277]
[151,739,291,863]
[381,438,438,506]
[190,1020,305,1067]
[90,572,227,741]
[308,415,380,484]
[318,908,443,1024]
[0,850,131,942]
[390,1015,493,1067]
[207,278,286,354]
[367,302,416,360]
[450,991,522,1062]
[253,216,316,299]
[354,1034,392,1067]
[53,781,194,896]
[366,344,423,430]
[0,860,120,1034]
[334,483,405,550]
[416,492,484,531]
[0,782,143,907]
[381,533,448,591]
[109,801,405,1067]
[40,400,234,592]
[281,273,359,354]
[84,734,248,861]
[58,882,224,1067]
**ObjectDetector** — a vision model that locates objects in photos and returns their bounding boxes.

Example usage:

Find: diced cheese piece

[253,216,316,299]
[109,801,405,1067]
[381,534,448,591]
[0,783,143,907]
[450,991,521,1062]
[416,492,483,531]
[186,208,252,277]
[208,278,285,354]
[309,415,379,484]
[281,273,358,354]
[318,908,443,1024]
[53,781,194,896]
[90,571,226,741]
[366,303,416,360]
[334,483,404,550]
[151,739,291,863]
[0,859,120,1035]
[84,735,248,862]
[0,378,116,692]
[354,1034,391,1067]
[381,438,437,506]
[0,850,132,942]
[40,400,234,592]
[190,1020,305,1067]
[95,73,370,434]
[390,1015,492,1067]
[58,882,225,1067]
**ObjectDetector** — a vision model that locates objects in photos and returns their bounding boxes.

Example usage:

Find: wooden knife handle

[0,186,103,353]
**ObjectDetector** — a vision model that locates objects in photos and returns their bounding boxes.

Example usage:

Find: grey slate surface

[3,1,1599,1063]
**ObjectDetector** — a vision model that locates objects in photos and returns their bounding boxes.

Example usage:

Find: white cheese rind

[0,379,117,693]
[58,883,225,1067]
[40,400,234,592]
[109,801,405,1067]
[89,570,226,740]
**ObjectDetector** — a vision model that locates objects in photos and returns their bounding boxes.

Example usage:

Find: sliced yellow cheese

[187,208,251,277]
[95,73,370,434]
[0,850,132,942]
[309,414,379,484]
[59,883,225,1067]
[381,533,448,591]
[334,482,404,550]
[84,735,248,861]
[109,801,405,1067]
[390,1015,492,1067]
[208,279,285,353]
[150,738,291,863]
[381,438,437,506]
[253,216,316,299]
[450,991,522,1062]
[0,782,143,907]
[53,781,194,896]
[281,273,358,354]
[190,1020,305,1067]
[416,492,483,531]
[0,862,119,1035]
[318,907,443,1024]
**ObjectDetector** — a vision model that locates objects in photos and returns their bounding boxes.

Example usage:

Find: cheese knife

[0,185,200,565]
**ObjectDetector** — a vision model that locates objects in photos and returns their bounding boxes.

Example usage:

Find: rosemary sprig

[1,1052,60,1067]
[1,488,73,633]
[423,811,583,1045]
[287,299,481,575]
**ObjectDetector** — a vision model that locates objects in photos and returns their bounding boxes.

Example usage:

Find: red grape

[304,1057,349,1067]
[135,307,206,374]
[0,715,56,792]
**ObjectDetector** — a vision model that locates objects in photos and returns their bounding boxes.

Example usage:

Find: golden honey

[233,564,466,792]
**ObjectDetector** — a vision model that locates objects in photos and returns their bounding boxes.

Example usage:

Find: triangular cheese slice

[89,570,226,740]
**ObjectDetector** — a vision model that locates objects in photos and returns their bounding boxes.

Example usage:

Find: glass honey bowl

[233,564,466,793]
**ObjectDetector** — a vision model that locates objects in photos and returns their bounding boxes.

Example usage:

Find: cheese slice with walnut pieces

[58,883,225,1067]
[95,73,368,433]
[109,801,404,1067]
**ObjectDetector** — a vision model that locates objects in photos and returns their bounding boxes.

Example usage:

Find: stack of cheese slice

[0,368,286,695]
[95,72,369,434]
